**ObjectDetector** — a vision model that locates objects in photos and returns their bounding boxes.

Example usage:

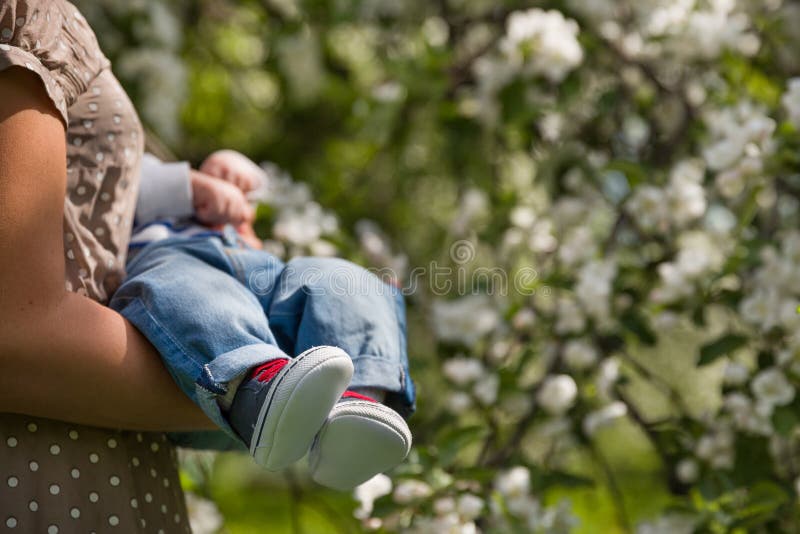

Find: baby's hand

[199,150,265,193]
[191,170,254,226]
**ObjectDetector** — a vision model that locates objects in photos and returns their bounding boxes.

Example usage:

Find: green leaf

[538,470,595,490]
[605,160,649,188]
[696,470,734,501]
[733,435,771,486]
[732,482,789,524]
[698,334,748,366]
[772,406,799,437]
[435,425,489,468]
[620,310,657,346]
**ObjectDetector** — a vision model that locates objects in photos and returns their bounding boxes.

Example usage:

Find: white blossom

[667,159,707,226]
[563,339,599,371]
[446,392,473,414]
[723,362,750,386]
[353,474,393,519]
[575,260,617,322]
[702,103,775,173]
[627,186,670,233]
[356,220,408,277]
[500,9,583,83]
[636,513,697,534]
[530,499,579,534]
[495,466,530,498]
[512,308,536,331]
[442,357,485,386]
[652,231,725,303]
[558,227,597,267]
[623,115,650,150]
[555,296,587,335]
[740,288,782,331]
[431,295,500,347]
[596,358,621,401]
[434,497,456,516]
[694,426,735,469]
[452,188,490,235]
[724,392,771,435]
[642,0,758,61]
[185,492,223,534]
[751,368,795,414]
[783,78,800,128]
[456,494,484,520]
[675,458,699,484]
[582,401,627,436]
[410,513,477,534]
[537,375,578,415]
[473,374,500,405]
[393,480,433,504]
[273,204,329,246]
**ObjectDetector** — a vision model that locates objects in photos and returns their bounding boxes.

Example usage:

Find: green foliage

[74,0,800,532]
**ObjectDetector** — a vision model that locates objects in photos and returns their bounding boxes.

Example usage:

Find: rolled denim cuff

[349,354,403,390]
[191,343,290,449]
[350,354,415,418]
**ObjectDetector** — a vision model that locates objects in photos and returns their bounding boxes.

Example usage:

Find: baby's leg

[269,257,414,411]
[110,239,352,466]
[267,257,414,489]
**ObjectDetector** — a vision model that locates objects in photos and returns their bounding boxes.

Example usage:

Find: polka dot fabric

[0,1,191,531]
[0,415,190,532]
[0,0,143,303]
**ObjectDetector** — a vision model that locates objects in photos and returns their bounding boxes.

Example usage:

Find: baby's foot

[228,346,353,470]
[308,391,412,490]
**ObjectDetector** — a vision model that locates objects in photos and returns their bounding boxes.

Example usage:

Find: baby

[110,150,414,490]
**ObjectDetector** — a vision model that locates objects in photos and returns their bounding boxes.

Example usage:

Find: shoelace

[342,390,377,402]
[251,358,290,383]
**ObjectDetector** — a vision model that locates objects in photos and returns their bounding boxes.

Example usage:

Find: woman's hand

[190,169,254,226]
[199,149,265,193]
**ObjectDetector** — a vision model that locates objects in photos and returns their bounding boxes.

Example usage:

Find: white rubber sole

[250,346,354,470]
[308,400,412,490]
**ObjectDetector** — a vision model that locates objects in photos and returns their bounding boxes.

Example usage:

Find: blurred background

[73,1,800,532]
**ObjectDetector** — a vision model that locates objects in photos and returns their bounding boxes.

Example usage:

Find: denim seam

[132,295,206,372]
[350,354,399,363]
[223,248,247,284]
[350,359,405,376]
[391,290,406,389]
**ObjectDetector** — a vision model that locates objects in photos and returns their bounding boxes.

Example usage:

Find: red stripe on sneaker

[342,390,377,402]
[251,358,290,382]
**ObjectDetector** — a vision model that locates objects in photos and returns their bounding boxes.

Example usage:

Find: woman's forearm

[0,68,214,432]
[0,290,216,431]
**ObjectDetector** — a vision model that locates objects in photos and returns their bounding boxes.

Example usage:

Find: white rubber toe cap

[309,400,411,491]
[251,346,354,470]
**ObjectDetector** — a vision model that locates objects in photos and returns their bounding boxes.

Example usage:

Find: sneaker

[308,391,412,490]
[228,346,354,471]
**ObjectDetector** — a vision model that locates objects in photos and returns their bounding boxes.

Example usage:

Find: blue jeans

[110,230,415,451]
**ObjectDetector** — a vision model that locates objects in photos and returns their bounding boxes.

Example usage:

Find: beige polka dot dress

[0,1,191,531]
[1,416,190,533]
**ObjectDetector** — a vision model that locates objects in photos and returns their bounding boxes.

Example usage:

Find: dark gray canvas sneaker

[229,346,353,471]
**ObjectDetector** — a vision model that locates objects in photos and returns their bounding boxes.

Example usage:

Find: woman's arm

[0,67,215,431]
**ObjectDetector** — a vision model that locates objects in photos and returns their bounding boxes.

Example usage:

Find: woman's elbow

[0,282,66,353]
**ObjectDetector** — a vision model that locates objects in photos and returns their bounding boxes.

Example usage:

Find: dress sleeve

[0,42,68,127]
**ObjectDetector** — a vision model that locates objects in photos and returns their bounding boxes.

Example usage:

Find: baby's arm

[136,153,253,227]
[199,149,266,194]
[197,150,267,248]
[135,153,193,225]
